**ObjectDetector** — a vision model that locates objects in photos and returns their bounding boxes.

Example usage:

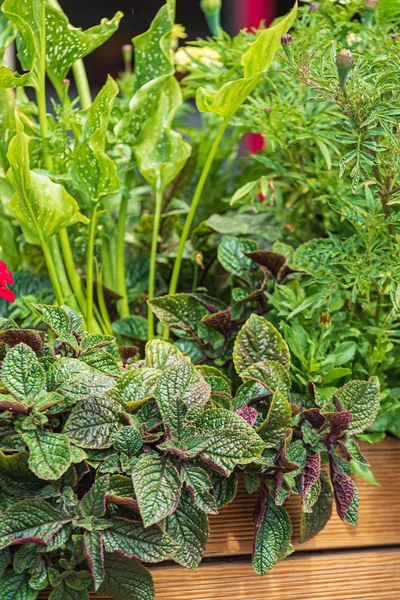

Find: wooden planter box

[38,437,400,599]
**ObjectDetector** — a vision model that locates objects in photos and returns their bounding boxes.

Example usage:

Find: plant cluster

[0,304,380,598]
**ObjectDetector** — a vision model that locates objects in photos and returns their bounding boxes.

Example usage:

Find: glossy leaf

[23,430,71,481]
[0,570,38,600]
[83,530,104,591]
[118,368,161,409]
[334,377,380,434]
[1,343,45,402]
[241,360,291,397]
[63,394,123,449]
[98,553,154,600]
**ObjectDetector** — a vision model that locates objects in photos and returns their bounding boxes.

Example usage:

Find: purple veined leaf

[201,307,234,338]
[83,530,105,591]
[303,407,326,430]
[234,403,258,427]
[323,410,352,437]
[244,250,287,277]
[302,452,321,494]
[329,457,354,520]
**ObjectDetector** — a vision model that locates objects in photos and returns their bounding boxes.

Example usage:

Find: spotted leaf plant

[0,304,380,597]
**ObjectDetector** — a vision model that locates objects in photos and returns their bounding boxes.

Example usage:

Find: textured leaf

[0,328,43,353]
[330,463,354,521]
[218,236,257,276]
[334,377,380,434]
[0,499,71,549]
[181,464,217,514]
[344,481,359,526]
[34,305,70,335]
[0,451,51,497]
[1,343,45,402]
[197,409,265,475]
[80,476,109,518]
[233,314,290,374]
[98,553,154,600]
[252,491,292,575]
[70,76,119,202]
[302,452,321,494]
[302,478,321,513]
[63,394,123,449]
[103,518,179,562]
[80,349,120,378]
[166,492,208,570]
[257,390,292,447]
[300,471,333,543]
[132,455,181,527]
[106,475,138,513]
[0,547,9,577]
[45,4,122,83]
[83,530,104,591]
[211,472,238,508]
[7,116,84,238]
[112,316,148,341]
[23,430,71,481]
[113,427,142,456]
[241,361,291,397]
[0,570,38,600]
[81,334,115,352]
[118,368,161,409]
[145,339,184,369]
[196,4,297,118]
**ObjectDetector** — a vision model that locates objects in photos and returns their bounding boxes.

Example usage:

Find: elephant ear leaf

[45,3,122,84]
[70,75,120,202]
[7,115,85,239]
[196,3,297,119]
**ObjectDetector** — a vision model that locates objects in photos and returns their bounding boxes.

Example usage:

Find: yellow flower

[172,24,187,50]
[175,46,222,72]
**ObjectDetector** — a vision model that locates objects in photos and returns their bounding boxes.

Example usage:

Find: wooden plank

[205,437,400,557]
[150,549,400,600]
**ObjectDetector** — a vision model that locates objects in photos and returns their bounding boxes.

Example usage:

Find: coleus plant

[0,304,380,598]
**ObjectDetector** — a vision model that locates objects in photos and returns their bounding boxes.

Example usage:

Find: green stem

[164,118,228,339]
[41,236,64,305]
[49,237,80,312]
[72,60,92,110]
[58,229,87,315]
[95,260,113,335]
[101,242,113,290]
[86,204,98,332]
[148,181,164,340]
[116,178,132,318]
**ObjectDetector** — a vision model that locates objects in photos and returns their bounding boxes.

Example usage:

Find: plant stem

[58,229,87,315]
[72,60,92,110]
[41,236,64,305]
[148,181,164,340]
[163,118,228,339]
[101,241,113,290]
[116,173,133,318]
[168,119,228,297]
[86,203,98,332]
[49,236,80,311]
[95,260,113,335]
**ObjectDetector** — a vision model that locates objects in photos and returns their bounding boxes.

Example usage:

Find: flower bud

[122,43,133,74]
[336,49,354,97]
[62,78,70,86]
[392,33,399,40]
[310,2,319,11]
[365,0,377,8]
[200,0,222,37]
[320,312,331,327]
[265,106,272,113]
[281,34,293,60]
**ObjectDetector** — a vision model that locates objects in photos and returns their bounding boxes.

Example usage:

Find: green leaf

[252,492,292,576]
[0,571,38,600]
[45,4,122,83]
[300,471,333,543]
[81,334,115,352]
[80,475,109,517]
[233,314,290,374]
[118,368,161,409]
[103,518,179,562]
[63,394,123,449]
[196,4,297,118]
[7,115,85,238]
[70,76,120,202]
[211,472,238,508]
[0,89,16,171]
[0,499,71,549]
[166,492,209,570]
[218,236,257,276]
[113,427,142,456]
[350,461,380,487]
[83,530,104,591]
[257,390,292,447]
[197,409,265,475]
[49,581,88,600]
[334,377,380,434]
[1,343,45,402]
[344,481,359,526]
[132,454,181,527]
[181,464,217,514]
[80,350,120,378]
[112,316,148,341]
[98,553,154,600]
[0,451,53,497]
[23,430,71,480]
[241,361,291,397]
[33,304,70,334]
[145,339,184,369]
[0,547,9,578]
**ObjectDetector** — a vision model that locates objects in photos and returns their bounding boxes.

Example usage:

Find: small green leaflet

[132,454,181,527]
[252,492,292,576]
[233,314,290,374]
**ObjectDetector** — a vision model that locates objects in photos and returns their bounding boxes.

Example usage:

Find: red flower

[0,261,16,303]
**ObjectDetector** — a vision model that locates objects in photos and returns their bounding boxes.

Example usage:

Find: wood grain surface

[38,548,400,600]
[205,437,400,557]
